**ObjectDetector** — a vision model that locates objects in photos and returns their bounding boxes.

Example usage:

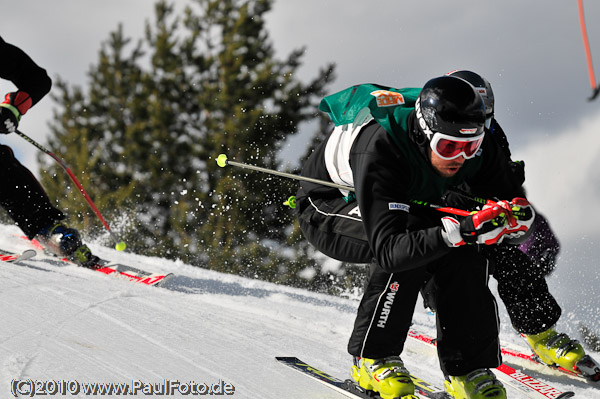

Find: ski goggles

[429,132,484,160]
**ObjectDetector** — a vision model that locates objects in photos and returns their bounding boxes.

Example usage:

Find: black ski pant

[297,195,501,376]
[421,244,562,335]
[300,193,562,336]
[349,250,501,376]
[483,245,561,335]
[0,145,63,238]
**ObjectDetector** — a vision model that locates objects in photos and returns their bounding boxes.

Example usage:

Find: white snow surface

[1,223,599,399]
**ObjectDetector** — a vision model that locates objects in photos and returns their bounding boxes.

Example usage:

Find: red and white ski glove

[499,197,536,244]
[441,199,535,247]
[441,202,513,247]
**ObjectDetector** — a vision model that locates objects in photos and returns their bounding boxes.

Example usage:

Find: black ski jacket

[298,114,525,274]
[0,36,51,105]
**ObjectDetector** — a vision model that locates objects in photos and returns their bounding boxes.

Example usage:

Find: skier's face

[430,149,465,178]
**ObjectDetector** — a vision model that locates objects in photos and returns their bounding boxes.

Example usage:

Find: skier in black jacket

[296,76,537,399]
[0,36,97,265]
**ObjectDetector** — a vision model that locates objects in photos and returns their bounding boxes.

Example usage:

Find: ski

[408,329,575,399]
[84,259,173,287]
[501,339,600,382]
[0,248,36,263]
[276,356,451,399]
[24,237,173,287]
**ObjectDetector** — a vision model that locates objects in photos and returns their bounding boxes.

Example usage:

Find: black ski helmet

[415,75,486,140]
[446,70,494,119]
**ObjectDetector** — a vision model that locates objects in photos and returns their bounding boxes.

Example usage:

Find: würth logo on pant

[377,281,399,328]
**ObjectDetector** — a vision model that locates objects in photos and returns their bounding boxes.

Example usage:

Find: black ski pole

[215,154,472,217]
[216,153,353,192]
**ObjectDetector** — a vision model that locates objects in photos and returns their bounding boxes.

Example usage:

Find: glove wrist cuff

[0,103,21,121]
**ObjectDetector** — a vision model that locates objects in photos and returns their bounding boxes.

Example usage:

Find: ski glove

[441,202,513,247]
[0,91,32,134]
[500,197,536,244]
[441,198,535,247]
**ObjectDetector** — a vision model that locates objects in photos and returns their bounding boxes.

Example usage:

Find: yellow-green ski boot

[444,369,506,399]
[351,356,417,399]
[523,328,585,371]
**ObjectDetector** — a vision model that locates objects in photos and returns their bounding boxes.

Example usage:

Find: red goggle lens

[434,137,483,159]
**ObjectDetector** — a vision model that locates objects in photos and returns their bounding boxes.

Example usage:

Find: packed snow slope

[1,223,599,398]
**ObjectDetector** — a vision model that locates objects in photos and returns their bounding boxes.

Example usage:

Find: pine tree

[40,0,335,283]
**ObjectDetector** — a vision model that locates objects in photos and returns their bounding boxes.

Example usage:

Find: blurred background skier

[0,36,97,265]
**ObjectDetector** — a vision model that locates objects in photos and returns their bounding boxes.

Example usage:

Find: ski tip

[589,85,600,101]
[275,356,300,362]
[19,249,37,260]
[557,392,576,398]
[154,273,176,287]
[0,248,37,263]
